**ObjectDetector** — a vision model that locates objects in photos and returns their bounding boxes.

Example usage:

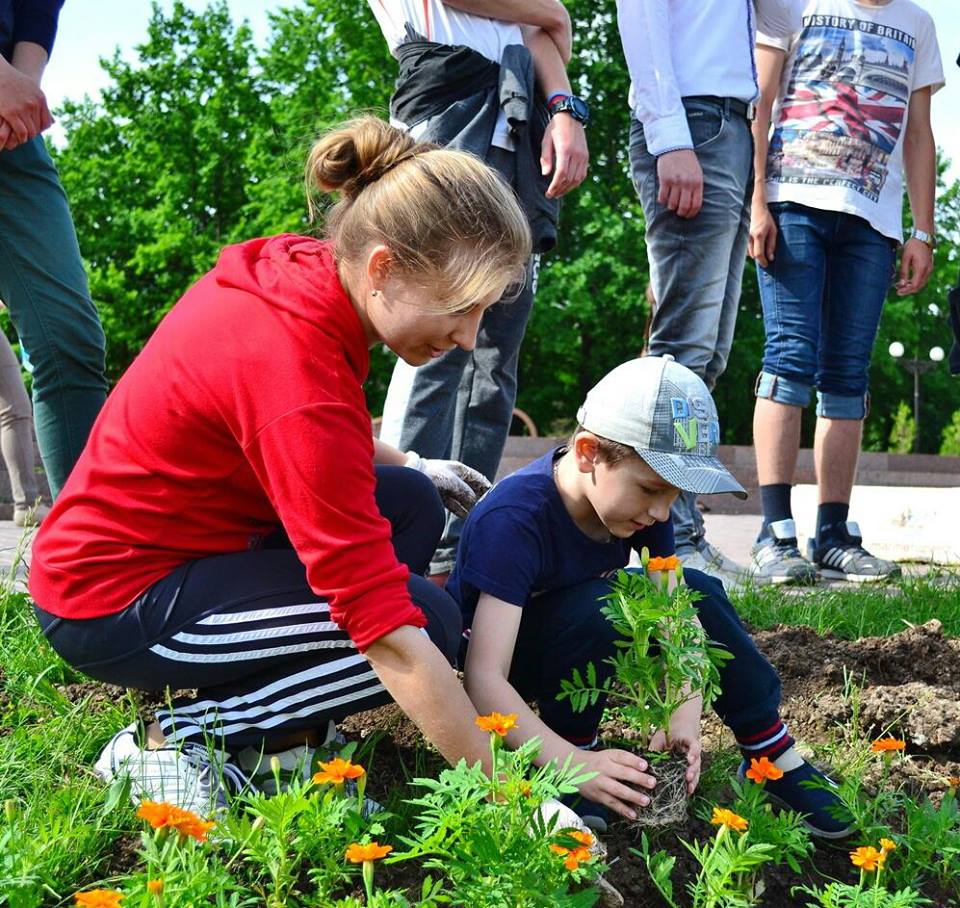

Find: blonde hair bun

[307,116,421,201]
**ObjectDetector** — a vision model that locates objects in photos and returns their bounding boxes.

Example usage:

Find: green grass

[730,571,960,639]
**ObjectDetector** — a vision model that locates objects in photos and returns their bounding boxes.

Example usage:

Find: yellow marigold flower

[850,846,885,871]
[871,737,906,753]
[710,807,748,832]
[312,757,366,786]
[75,890,124,908]
[745,757,784,783]
[147,879,164,895]
[136,801,215,842]
[879,838,897,853]
[518,781,533,798]
[345,841,393,863]
[475,712,519,737]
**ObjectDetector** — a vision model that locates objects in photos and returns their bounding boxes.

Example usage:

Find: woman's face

[369,275,505,367]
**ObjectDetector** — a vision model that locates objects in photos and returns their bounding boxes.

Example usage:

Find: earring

[370,289,380,297]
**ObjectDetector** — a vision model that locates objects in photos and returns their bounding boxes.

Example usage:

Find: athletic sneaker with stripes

[807,521,901,583]
[94,723,250,815]
[750,519,818,585]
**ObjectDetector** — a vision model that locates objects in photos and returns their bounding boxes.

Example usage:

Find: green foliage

[394,734,602,907]
[559,565,731,749]
[938,408,960,456]
[796,881,929,908]
[887,401,915,454]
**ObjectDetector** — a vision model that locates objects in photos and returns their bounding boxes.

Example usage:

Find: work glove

[404,451,491,519]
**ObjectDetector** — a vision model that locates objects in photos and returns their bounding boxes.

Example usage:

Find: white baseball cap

[576,356,747,498]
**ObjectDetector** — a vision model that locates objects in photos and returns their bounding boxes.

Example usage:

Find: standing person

[0,330,47,526]
[748,0,943,583]
[29,117,533,813]
[0,0,108,497]
[373,0,589,580]
[617,0,805,588]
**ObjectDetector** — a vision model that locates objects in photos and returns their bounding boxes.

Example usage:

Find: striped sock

[735,718,794,763]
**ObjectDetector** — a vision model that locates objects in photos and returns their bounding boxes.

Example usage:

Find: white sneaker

[94,723,248,815]
[679,544,755,593]
[13,502,50,528]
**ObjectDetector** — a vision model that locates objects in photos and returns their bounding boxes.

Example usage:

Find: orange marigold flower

[879,838,897,853]
[75,890,124,908]
[518,781,533,798]
[147,879,164,895]
[312,757,366,786]
[475,712,519,737]
[136,801,215,842]
[745,757,784,783]
[647,556,680,572]
[551,830,595,871]
[871,737,906,753]
[710,807,748,832]
[345,841,393,863]
[947,776,960,790]
[850,846,884,872]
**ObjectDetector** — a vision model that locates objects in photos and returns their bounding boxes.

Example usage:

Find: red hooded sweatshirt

[29,235,425,652]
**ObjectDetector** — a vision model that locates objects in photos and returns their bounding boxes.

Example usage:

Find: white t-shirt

[759,0,944,241]
[367,0,523,150]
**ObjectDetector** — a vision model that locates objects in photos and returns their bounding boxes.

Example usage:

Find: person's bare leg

[754,398,803,485]
[813,416,862,504]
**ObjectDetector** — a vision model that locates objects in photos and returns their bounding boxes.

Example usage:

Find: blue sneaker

[737,758,855,839]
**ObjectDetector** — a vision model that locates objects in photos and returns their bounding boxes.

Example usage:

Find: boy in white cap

[448,356,851,836]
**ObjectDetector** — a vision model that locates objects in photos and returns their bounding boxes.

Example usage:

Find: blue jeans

[0,137,108,496]
[755,204,896,419]
[460,568,782,746]
[629,98,754,552]
[380,146,538,574]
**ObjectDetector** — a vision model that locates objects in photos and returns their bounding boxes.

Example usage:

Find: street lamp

[888,342,945,452]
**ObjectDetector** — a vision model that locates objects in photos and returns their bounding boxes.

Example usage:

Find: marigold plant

[475,712,518,737]
[313,757,366,786]
[647,555,681,573]
[136,801,215,842]
[74,891,124,908]
[745,756,784,783]
[879,837,897,854]
[550,830,596,871]
[711,807,749,832]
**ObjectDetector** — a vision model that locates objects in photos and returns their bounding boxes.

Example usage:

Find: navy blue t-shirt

[447,447,675,627]
[1,1,64,62]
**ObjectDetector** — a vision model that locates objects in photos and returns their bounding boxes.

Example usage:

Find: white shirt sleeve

[754,0,805,40]
[616,0,692,156]
[911,11,945,95]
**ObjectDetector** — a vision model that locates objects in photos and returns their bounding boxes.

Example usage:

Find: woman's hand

[577,747,657,821]
[748,202,778,269]
[405,452,491,518]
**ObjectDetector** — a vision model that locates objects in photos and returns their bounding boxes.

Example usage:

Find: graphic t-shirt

[759,0,944,241]
[367,0,522,150]
[447,448,675,630]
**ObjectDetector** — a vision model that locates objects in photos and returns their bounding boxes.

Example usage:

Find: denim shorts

[755,203,896,419]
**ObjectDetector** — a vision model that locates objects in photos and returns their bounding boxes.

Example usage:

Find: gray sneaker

[679,545,754,593]
[751,520,818,585]
[95,723,248,815]
[807,521,901,583]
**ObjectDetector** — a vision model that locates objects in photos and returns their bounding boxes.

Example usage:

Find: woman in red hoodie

[28,117,532,812]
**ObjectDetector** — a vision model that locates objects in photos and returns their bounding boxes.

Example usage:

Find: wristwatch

[910,227,936,249]
[547,93,590,127]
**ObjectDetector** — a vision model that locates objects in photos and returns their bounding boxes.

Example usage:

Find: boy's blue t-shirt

[447,447,675,626]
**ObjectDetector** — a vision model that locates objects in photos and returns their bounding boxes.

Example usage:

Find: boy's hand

[541,113,588,199]
[579,748,657,821]
[748,202,778,268]
[656,149,703,219]
[0,58,53,149]
[405,452,491,518]
[896,237,933,296]
[649,727,702,795]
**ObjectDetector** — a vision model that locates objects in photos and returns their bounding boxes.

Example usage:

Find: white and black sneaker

[807,522,901,583]
[94,723,249,815]
[750,520,818,585]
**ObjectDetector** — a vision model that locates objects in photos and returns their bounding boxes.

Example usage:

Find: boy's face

[582,446,680,539]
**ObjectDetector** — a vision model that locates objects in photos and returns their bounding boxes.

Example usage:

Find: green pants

[0,136,107,498]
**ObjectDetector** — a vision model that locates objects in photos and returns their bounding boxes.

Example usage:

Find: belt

[683,95,756,121]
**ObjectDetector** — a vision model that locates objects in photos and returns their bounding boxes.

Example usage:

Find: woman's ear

[365,244,393,291]
[572,432,601,474]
